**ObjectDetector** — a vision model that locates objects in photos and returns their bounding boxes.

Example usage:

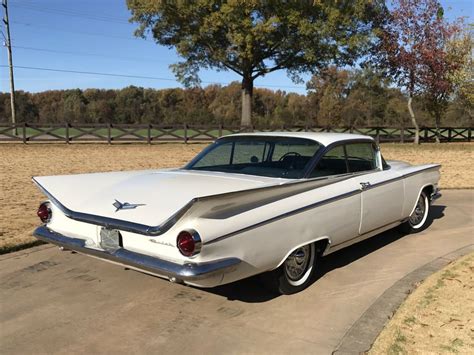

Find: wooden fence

[0,122,471,144]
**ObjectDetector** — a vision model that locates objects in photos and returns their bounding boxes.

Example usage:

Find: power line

[12,21,142,41]
[11,2,130,25]
[0,64,306,90]
[12,45,166,63]
[0,64,178,82]
[13,0,128,21]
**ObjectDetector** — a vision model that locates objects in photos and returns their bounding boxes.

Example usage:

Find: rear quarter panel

[401,165,440,217]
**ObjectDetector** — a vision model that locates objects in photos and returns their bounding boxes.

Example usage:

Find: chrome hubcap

[284,245,311,281]
[409,195,426,226]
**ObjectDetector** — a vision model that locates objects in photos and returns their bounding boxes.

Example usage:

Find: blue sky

[1,0,472,95]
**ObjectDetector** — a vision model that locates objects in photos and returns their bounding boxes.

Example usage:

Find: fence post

[147,124,152,145]
[183,124,188,144]
[65,122,69,144]
[218,124,223,137]
[350,126,354,134]
[424,127,428,143]
[400,125,404,143]
[22,122,27,143]
[107,123,112,144]
[448,128,452,142]
[468,127,471,142]
[375,128,380,144]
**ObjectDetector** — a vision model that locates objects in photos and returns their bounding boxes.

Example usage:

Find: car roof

[222,131,374,147]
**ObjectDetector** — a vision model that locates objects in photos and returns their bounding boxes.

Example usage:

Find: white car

[33,132,441,294]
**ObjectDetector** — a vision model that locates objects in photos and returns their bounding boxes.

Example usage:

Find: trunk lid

[34,169,280,226]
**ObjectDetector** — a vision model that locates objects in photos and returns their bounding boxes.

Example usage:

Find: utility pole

[2,0,16,134]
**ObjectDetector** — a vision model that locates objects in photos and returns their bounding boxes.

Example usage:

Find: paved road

[1,190,473,354]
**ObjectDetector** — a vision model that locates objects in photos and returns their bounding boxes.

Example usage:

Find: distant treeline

[0,68,471,127]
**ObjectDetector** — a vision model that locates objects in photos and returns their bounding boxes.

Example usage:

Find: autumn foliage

[375,0,465,143]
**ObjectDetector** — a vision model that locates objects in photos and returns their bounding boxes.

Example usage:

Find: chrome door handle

[360,182,371,190]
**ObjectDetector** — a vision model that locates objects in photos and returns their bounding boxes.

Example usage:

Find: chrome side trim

[327,220,403,254]
[205,164,441,245]
[32,173,364,236]
[33,226,240,280]
[205,189,361,245]
[33,164,440,239]
[364,165,441,191]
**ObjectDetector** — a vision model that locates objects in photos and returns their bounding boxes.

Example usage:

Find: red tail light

[37,202,52,223]
[176,230,201,257]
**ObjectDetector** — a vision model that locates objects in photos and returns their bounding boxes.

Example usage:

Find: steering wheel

[278,152,301,161]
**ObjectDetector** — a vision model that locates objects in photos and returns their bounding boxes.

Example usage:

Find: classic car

[33,132,441,294]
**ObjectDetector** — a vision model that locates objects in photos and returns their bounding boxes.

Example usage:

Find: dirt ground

[369,252,474,354]
[0,142,472,252]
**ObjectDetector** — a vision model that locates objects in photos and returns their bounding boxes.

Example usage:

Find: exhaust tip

[169,276,183,284]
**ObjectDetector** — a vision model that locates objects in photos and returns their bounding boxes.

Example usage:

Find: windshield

[185,136,322,179]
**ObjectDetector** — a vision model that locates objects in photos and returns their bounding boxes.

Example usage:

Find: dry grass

[0,142,472,252]
[381,143,474,189]
[0,143,206,253]
[369,252,474,354]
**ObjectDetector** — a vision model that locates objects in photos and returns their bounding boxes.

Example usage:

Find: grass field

[0,142,472,253]
[369,252,474,354]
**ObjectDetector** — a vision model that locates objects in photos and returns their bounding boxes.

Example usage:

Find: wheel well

[276,238,330,269]
[314,239,329,255]
[422,185,434,196]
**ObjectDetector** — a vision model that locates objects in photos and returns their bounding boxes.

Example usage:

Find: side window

[232,141,266,164]
[345,143,377,172]
[309,145,347,178]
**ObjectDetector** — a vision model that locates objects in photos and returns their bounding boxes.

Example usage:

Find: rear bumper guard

[34,226,241,281]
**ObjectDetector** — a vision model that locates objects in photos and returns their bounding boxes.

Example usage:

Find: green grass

[439,338,464,353]
[388,330,407,355]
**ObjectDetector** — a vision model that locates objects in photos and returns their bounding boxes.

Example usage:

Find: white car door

[307,144,362,245]
[344,142,404,235]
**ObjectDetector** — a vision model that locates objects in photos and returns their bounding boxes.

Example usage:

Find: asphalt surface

[1,190,473,354]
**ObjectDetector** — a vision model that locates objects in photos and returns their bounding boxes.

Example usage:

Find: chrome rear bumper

[34,226,241,281]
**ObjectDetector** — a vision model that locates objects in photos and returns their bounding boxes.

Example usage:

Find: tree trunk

[407,95,420,145]
[434,111,441,144]
[241,75,253,128]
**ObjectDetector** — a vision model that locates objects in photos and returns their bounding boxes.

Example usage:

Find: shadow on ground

[207,205,446,303]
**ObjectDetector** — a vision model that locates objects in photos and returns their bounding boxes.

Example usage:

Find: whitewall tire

[262,242,321,295]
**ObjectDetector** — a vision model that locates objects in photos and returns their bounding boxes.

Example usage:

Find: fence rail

[0,122,471,144]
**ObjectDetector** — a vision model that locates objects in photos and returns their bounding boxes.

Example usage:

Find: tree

[375,0,462,143]
[127,0,386,127]
[418,14,463,142]
[306,66,352,126]
[447,24,473,123]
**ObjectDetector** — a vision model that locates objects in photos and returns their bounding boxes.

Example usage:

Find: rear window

[187,136,321,179]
